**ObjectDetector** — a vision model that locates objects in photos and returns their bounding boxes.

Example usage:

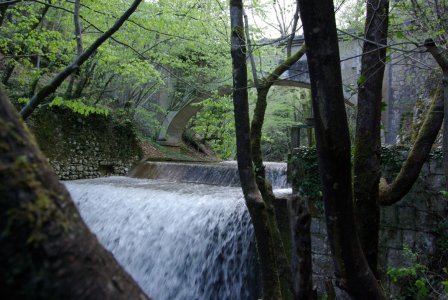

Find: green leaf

[357,74,366,85]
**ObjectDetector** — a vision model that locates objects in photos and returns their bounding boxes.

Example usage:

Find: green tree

[19,0,145,119]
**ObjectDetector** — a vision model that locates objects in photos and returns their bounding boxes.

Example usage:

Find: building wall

[289,36,437,144]
[289,146,447,296]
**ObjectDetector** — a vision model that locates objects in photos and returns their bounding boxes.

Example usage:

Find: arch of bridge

[157,79,311,146]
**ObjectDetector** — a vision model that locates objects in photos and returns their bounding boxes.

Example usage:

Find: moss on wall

[28,107,143,179]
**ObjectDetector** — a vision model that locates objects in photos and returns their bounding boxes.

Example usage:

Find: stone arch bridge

[157,67,311,146]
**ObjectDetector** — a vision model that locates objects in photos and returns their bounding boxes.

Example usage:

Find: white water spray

[66,177,260,300]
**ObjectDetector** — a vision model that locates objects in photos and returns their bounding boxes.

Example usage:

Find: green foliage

[1,0,232,141]
[49,97,110,116]
[256,87,312,161]
[387,246,448,299]
[440,190,448,198]
[357,74,366,85]
[289,147,323,212]
[189,96,236,159]
[387,263,429,299]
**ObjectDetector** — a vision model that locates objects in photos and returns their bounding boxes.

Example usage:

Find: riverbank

[29,107,219,180]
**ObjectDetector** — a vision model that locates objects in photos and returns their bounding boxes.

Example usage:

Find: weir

[65,161,291,300]
[129,160,290,189]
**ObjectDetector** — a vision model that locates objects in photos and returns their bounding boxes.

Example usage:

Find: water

[129,161,290,189]
[66,176,261,300]
[65,161,291,299]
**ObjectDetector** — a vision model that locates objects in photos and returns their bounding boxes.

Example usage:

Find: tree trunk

[74,0,83,55]
[230,1,282,298]
[0,88,151,300]
[379,40,447,205]
[297,0,386,298]
[0,4,10,27]
[250,45,306,180]
[380,85,444,205]
[353,0,389,276]
[66,0,84,100]
[423,40,448,190]
[248,46,306,300]
[290,195,316,300]
[2,63,15,85]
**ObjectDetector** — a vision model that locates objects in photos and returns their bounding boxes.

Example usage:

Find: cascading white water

[129,161,290,189]
[65,176,261,300]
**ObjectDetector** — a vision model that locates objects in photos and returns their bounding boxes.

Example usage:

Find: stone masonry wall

[29,107,143,180]
[289,146,447,296]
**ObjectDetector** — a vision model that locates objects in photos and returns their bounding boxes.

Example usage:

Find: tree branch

[380,87,444,205]
[19,0,144,119]
[74,0,83,55]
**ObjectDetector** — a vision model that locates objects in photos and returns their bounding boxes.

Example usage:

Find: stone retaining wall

[289,146,447,296]
[29,108,143,180]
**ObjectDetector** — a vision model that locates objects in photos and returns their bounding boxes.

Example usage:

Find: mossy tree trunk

[231,1,311,299]
[290,195,316,300]
[249,46,306,300]
[0,88,151,300]
[353,0,389,276]
[297,0,386,298]
[230,1,282,298]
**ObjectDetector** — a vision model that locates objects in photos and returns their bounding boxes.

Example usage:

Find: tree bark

[0,88,151,300]
[2,63,15,85]
[290,195,316,300]
[0,4,10,27]
[230,1,282,298]
[74,0,83,55]
[353,0,389,276]
[297,0,386,298]
[380,86,444,205]
[424,39,448,190]
[250,45,306,181]
[248,46,306,300]
[243,10,259,87]
[20,0,144,120]
[65,0,84,100]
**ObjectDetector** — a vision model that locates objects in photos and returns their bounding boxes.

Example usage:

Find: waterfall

[65,177,261,300]
[66,161,291,299]
[129,161,290,189]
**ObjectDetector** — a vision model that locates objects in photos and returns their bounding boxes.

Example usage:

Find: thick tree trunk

[290,195,316,300]
[353,0,389,276]
[0,89,150,300]
[20,0,144,120]
[297,0,386,298]
[230,1,282,298]
[380,86,444,205]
